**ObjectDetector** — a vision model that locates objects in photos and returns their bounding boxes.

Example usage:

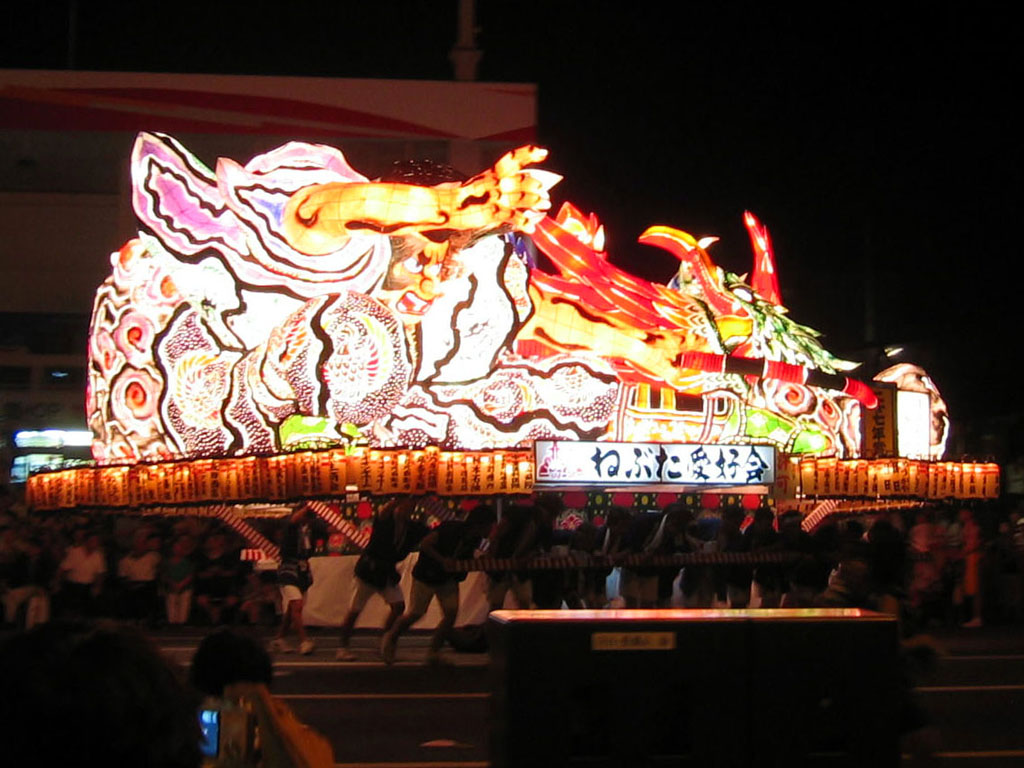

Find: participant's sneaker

[381,632,396,665]
[334,647,358,661]
[299,639,316,655]
[269,638,292,653]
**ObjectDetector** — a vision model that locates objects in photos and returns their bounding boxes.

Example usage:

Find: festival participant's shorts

[280,584,304,605]
[620,569,658,604]
[486,573,532,609]
[348,576,404,613]
[409,578,459,618]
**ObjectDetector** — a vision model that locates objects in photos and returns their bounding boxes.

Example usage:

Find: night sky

[2,3,1021,441]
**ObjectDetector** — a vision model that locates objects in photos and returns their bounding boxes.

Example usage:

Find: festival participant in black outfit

[270,505,325,655]
[381,504,496,665]
[718,505,752,608]
[336,497,426,660]
[531,494,573,609]
[778,509,820,607]
[584,506,632,608]
[194,531,242,625]
[655,503,696,607]
[746,506,782,607]
[620,508,673,608]
[485,503,537,610]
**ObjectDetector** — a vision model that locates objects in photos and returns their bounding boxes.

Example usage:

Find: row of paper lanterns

[26,447,535,510]
[777,458,1000,500]
[26,449,1001,512]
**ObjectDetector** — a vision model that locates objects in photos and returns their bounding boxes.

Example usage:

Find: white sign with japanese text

[534,441,776,487]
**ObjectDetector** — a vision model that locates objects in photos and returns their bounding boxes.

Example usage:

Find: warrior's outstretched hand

[283,146,560,255]
[445,146,560,233]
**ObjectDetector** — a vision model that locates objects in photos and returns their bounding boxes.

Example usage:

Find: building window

[0,366,31,391]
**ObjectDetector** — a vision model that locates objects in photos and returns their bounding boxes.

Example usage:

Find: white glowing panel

[535,440,775,486]
[896,390,931,460]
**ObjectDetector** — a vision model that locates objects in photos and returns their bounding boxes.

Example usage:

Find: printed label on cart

[591,631,676,651]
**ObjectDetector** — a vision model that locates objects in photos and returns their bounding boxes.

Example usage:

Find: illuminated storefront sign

[14,429,93,449]
[534,440,776,487]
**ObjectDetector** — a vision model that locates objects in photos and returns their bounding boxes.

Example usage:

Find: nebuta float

[87,133,881,466]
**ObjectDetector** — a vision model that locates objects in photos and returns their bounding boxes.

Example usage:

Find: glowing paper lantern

[816,458,838,497]
[866,462,881,498]
[612,492,635,508]
[964,464,983,499]
[436,453,454,496]
[265,455,289,500]
[701,493,721,509]
[800,459,818,496]
[926,463,938,499]
[774,456,800,500]
[981,464,1000,499]
[57,470,76,509]
[74,468,97,507]
[950,463,964,499]
[563,491,589,509]
[907,460,927,498]
[100,466,130,506]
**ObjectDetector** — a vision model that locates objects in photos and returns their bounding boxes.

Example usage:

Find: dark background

[2,2,1020,454]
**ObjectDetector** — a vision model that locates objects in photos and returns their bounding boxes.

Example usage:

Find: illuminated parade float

[27,134,997,536]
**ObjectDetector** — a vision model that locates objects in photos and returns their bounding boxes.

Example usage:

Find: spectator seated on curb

[1,533,56,629]
[58,529,107,618]
[240,567,281,626]
[194,532,242,625]
[162,534,197,625]
[118,528,162,625]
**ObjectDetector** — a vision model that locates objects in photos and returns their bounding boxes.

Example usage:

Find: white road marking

[901,750,1024,759]
[947,655,1024,661]
[277,693,488,700]
[275,660,483,668]
[419,739,473,748]
[917,684,1024,693]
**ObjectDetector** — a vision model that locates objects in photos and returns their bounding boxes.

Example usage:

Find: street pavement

[148,623,1024,767]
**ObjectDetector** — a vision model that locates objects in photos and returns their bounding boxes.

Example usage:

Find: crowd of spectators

[0,487,280,630]
[3,478,1024,633]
